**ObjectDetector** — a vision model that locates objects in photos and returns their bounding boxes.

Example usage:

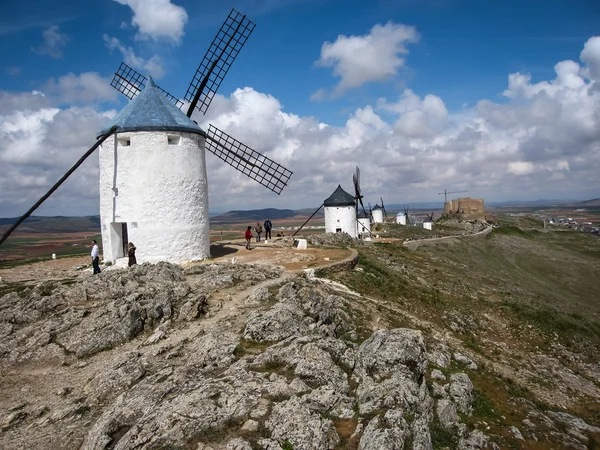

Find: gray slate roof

[372,204,382,210]
[324,185,356,207]
[98,76,205,137]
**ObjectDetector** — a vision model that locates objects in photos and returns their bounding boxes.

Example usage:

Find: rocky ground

[0,225,599,450]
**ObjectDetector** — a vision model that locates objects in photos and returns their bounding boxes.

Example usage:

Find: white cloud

[113,0,188,43]
[378,89,448,138]
[580,36,600,82]
[0,91,110,217]
[103,35,165,79]
[2,37,600,217]
[31,25,69,58]
[507,161,535,175]
[43,72,117,104]
[314,21,420,98]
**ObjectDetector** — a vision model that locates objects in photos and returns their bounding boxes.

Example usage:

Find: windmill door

[121,223,129,258]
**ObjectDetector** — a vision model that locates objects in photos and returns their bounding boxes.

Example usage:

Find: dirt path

[403,225,493,250]
[0,240,354,284]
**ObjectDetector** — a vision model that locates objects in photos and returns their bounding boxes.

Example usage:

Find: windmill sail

[206,125,292,195]
[108,9,293,195]
[111,62,185,108]
[184,9,255,116]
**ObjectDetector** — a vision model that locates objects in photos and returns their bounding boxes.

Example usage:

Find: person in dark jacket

[264,218,272,240]
[128,242,137,266]
[245,226,253,250]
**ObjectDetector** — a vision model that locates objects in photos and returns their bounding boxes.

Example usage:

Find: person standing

[245,226,253,250]
[255,222,263,242]
[264,218,272,240]
[91,240,101,274]
[127,242,137,267]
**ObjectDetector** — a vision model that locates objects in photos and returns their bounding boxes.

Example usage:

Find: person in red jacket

[245,225,253,250]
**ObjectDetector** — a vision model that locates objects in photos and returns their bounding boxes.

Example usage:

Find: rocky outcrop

[1,263,498,450]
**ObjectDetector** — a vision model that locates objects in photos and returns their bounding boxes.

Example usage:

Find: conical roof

[357,211,370,219]
[324,185,356,207]
[98,76,205,137]
[372,204,382,210]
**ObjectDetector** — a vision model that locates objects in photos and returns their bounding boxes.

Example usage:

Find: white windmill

[0,10,294,262]
[423,212,434,231]
[323,185,358,237]
[99,10,293,264]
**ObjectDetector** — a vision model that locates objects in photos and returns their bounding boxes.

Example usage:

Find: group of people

[90,240,136,275]
[91,218,273,267]
[245,218,273,250]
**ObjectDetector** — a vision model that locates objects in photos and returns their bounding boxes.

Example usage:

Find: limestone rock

[266,396,340,449]
[437,399,460,428]
[431,369,446,381]
[449,373,473,415]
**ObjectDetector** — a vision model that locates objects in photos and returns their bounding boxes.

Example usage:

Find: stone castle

[444,197,487,220]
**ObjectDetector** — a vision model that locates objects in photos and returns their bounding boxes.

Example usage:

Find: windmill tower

[396,205,409,225]
[371,205,384,223]
[323,185,357,237]
[100,9,293,264]
[353,167,371,237]
[423,212,434,230]
[396,211,407,225]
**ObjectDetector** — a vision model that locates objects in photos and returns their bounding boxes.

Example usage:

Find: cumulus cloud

[2,36,600,217]
[31,25,69,59]
[314,22,420,98]
[43,72,117,104]
[0,91,112,217]
[378,89,448,138]
[580,36,600,82]
[103,35,165,79]
[113,0,188,43]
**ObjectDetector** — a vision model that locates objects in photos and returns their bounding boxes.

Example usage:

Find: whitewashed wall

[99,131,210,263]
[423,222,433,230]
[372,209,384,223]
[396,214,407,225]
[324,205,357,238]
[357,217,371,236]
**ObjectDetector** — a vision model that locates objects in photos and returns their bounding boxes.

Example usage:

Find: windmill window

[118,137,131,147]
[168,135,180,145]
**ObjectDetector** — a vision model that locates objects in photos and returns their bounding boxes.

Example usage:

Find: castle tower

[324,185,357,238]
[97,77,210,264]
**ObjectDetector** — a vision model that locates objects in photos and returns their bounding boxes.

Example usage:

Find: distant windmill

[423,212,434,230]
[353,167,371,237]
[352,167,368,218]
[293,167,369,238]
[380,197,388,221]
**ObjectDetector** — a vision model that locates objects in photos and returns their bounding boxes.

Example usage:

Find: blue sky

[1,0,600,216]
[2,0,598,122]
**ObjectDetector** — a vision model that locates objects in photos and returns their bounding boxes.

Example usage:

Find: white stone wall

[423,222,433,230]
[396,214,407,225]
[99,131,210,263]
[372,209,384,223]
[357,217,371,236]
[324,205,357,238]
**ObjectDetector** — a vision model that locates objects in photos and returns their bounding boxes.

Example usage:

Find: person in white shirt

[91,240,101,274]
